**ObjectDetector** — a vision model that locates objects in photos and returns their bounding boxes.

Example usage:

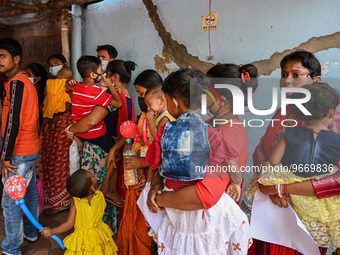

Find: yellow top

[136,111,176,155]
[154,110,176,127]
[42,79,71,118]
[63,190,118,255]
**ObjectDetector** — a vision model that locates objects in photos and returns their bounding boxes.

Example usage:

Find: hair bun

[239,64,258,78]
[238,64,259,92]
[124,61,136,72]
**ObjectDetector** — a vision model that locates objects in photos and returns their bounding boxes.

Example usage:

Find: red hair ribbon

[241,72,251,83]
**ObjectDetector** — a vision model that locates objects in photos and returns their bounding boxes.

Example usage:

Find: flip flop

[105,195,125,207]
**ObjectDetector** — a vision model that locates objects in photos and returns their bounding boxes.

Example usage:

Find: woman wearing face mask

[25,63,47,126]
[66,60,136,238]
[37,53,74,215]
[48,53,66,77]
[114,69,164,255]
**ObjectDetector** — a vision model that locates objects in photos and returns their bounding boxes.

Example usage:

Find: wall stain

[142,0,340,76]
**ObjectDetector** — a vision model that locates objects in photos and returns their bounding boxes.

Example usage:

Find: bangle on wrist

[66,124,74,135]
[231,178,242,185]
[283,184,289,195]
[275,184,283,197]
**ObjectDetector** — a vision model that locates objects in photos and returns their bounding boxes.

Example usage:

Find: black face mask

[93,73,103,83]
[138,96,148,113]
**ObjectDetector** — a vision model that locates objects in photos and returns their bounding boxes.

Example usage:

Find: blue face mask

[49,65,63,77]
[101,60,109,72]
[28,77,36,84]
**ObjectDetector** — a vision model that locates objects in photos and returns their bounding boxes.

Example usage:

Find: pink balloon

[120,120,138,139]
[5,176,27,201]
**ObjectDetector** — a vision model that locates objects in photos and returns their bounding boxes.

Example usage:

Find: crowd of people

[0,37,339,255]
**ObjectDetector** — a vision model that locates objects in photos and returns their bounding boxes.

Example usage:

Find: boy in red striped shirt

[71,55,122,200]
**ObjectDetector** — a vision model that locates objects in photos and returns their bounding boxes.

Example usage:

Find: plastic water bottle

[123,139,138,186]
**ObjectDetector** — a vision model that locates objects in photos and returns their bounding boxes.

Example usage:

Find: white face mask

[28,77,36,84]
[49,65,63,77]
[101,60,109,72]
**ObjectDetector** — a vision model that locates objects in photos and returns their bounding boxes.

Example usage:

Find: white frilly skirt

[152,191,252,255]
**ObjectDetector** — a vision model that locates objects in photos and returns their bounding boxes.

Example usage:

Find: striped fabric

[72,83,113,139]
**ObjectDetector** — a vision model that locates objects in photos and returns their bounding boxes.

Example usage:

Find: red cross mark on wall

[205,14,216,26]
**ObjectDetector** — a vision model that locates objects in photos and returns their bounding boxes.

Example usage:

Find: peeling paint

[154,52,173,75]
[142,0,213,75]
[333,61,340,68]
[321,61,330,75]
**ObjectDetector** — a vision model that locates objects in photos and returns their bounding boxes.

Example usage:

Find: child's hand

[115,87,122,93]
[145,109,155,121]
[226,182,241,202]
[65,81,75,92]
[124,156,144,169]
[100,75,112,88]
[40,227,53,238]
[68,78,78,87]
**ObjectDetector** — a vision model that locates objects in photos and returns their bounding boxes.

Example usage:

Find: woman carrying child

[38,53,74,215]
[206,63,258,203]
[251,50,340,255]
[145,68,251,255]
[116,70,175,255]
[250,83,340,249]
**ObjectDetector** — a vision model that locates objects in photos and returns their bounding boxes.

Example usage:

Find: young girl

[40,169,118,254]
[145,68,251,254]
[206,63,258,203]
[43,66,73,132]
[251,83,340,247]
